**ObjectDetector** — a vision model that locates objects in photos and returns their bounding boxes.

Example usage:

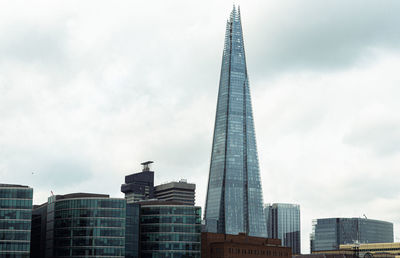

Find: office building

[204,5,267,237]
[154,179,195,205]
[265,203,301,254]
[125,203,140,258]
[139,200,201,258]
[30,193,126,258]
[310,218,393,252]
[201,232,291,258]
[0,184,33,258]
[121,161,155,203]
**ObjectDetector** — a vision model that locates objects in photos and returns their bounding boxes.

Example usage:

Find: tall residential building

[121,161,155,203]
[30,193,126,258]
[154,179,195,205]
[138,200,201,258]
[0,184,33,258]
[265,203,301,254]
[310,218,394,252]
[204,5,267,237]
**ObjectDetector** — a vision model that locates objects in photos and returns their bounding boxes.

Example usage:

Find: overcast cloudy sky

[1,0,400,253]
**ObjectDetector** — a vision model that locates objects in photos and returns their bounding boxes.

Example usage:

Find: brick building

[201,232,292,258]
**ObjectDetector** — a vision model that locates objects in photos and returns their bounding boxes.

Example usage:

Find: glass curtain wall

[0,184,33,258]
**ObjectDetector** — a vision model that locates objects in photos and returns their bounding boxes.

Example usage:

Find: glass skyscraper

[265,203,301,254]
[0,184,33,258]
[310,217,394,252]
[204,6,267,237]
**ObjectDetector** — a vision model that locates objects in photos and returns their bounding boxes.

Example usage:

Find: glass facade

[140,203,201,258]
[36,194,126,257]
[265,203,301,254]
[125,203,140,258]
[310,218,394,252]
[0,184,33,258]
[204,5,267,237]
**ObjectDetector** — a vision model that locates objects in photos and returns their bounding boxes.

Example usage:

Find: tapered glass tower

[204,6,267,237]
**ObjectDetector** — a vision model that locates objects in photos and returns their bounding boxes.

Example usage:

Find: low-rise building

[201,232,291,258]
[310,218,393,252]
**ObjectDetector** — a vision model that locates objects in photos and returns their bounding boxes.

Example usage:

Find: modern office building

[0,184,33,258]
[125,203,140,258]
[204,5,267,237]
[201,232,291,258]
[30,193,126,258]
[139,200,201,258]
[121,161,155,203]
[310,218,394,252]
[265,203,301,254]
[154,179,196,205]
[31,203,48,258]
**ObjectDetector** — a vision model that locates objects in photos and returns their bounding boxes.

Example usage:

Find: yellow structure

[311,243,400,258]
[340,243,400,257]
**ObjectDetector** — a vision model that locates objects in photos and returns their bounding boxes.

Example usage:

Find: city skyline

[1,0,400,253]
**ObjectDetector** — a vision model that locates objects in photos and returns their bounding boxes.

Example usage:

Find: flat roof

[0,183,30,188]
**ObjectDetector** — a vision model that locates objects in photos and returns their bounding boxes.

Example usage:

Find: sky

[1,0,400,253]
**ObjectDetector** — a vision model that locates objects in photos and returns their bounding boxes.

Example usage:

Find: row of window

[0,231,30,241]
[55,209,125,219]
[141,242,200,251]
[221,247,290,256]
[141,251,200,258]
[0,200,32,209]
[0,189,32,199]
[55,199,125,210]
[140,215,200,225]
[0,210,31,220]
[55,218,124,228]
[141,232,200,242]
[141,224,201,234]
[0,242,30,252]
[54,228,125,238]
[55,237,124,247]
[0,253,30,258]
[54,246,124,256]
[0,220,31,230]
[141,207,201,216]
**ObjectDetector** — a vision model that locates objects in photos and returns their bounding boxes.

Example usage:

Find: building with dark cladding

[265,203,301,254]
[310,218,394,252]
[201,232,291,258]
[154,179,196,205]
[30,193,126,258]
[125,203,140,258]
[121,161,155,203]
[0,184,33,258]
[204,5,267,237]
[138,200,201,258]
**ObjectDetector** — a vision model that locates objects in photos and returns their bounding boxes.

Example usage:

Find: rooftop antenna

[141,161,154,172]
[363,214,367,219]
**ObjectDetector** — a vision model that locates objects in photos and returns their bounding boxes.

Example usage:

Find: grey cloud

[0,23,67,64]
[343,121,400,156]
[246,0,400,79]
